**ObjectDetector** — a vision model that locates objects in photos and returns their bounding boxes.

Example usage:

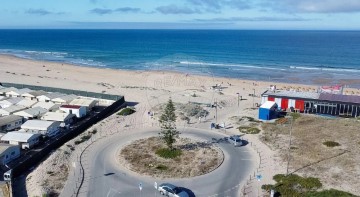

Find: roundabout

[82,128,255,197]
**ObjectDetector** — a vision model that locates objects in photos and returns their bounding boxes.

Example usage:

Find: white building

[32,101,60,112]
[0,105,27,116]
[0,144,20,165]
[59,105,87,118]
[51,94,78,104]
[69,98,98,111]
[1,131,41,149]
[41,112,75,127]
[36,92,65,102]
[0,97,24,108]
[0,115,23,132]
[15,99,38,108]
[5,88,32,98]
[21,90,48,100]
[21,120,60,137]
[14,107,48,120]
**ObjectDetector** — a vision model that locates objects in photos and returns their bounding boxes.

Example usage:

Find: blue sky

[1,0,360,29]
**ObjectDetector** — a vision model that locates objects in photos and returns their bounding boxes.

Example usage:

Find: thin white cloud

[187,0,251,12]
[90,7,142,15]
[194,16,312,22]
[26,9,64,15]
[263,0,360,13]
[156,5,201,14]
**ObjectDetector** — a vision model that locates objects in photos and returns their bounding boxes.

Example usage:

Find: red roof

[60,105,82,109]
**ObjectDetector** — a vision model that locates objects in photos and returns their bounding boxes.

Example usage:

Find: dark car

[158,183,189,197]
[228,135,243,146]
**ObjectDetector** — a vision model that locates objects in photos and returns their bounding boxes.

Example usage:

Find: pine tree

[159,98,180,150]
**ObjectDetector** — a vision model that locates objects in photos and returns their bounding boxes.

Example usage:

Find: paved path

[78,128,255,197]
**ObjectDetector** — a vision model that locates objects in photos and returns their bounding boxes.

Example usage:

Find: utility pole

[286,115,293,176]
[215,100,218,124]
[252,88,255,108]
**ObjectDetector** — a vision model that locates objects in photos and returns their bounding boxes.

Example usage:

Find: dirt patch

[119,137,223,178]
[260,115,360,195]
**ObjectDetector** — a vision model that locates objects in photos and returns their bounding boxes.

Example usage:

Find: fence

[0,82,122,101]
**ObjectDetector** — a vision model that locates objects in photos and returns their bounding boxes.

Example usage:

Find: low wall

[1,82,122,101]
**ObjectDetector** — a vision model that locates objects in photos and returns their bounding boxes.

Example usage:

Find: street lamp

[236,92,240,107]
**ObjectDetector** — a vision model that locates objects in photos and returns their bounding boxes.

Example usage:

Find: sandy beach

[1,54,359,196]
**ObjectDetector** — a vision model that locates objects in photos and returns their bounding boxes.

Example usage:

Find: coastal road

[80,128,255,197]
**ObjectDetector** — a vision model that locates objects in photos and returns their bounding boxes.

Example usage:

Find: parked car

[228,135,243,146]
[158,183,189,197]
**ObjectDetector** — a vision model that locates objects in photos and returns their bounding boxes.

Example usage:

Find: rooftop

[22,90,48,97]
[41,112,74,121]
[52,94,78,102]
[70,98,97,107]
[21,120,59,130]
[0,115,22,126]
[260,101,277,109]
[32,101,60,110]
[7,88,32,95]
[319,93,360,105]
[0,105,27,113]
[14,107,48,117]
[1,131,40,142]
[262,90,321,100]
[0,87,17,94]
[60,105,82,109]
[16,99,38,108]
[37,92,66,100]
[0,97,25,105]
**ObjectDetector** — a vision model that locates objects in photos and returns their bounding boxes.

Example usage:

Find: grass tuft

[117,108,136,116]
[323,141,340,147]
[155,148,182,159]
[238,126,261,134]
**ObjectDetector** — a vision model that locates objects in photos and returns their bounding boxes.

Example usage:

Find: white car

[158,183,189,197]
[228,135,243,146]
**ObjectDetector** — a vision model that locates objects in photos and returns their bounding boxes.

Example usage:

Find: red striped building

[261,90,360,117]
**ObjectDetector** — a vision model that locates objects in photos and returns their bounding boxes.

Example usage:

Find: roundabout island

[81,128,256,197]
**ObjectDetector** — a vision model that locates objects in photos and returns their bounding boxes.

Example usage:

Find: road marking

[106,188,121,197]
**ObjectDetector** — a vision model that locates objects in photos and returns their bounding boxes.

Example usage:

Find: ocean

[0,30,360,87]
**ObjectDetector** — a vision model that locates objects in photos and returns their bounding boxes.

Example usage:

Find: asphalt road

[81,128,255,197]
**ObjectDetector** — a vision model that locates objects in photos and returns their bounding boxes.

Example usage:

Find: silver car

[158,183,189,197]
[228,135,243,146]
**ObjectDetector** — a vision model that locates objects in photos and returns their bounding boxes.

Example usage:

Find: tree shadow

[104,172,115,176]
[125,101,139,107]
[178,141,214,150]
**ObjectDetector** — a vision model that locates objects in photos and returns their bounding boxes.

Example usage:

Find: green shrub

[263,174,355,197]
[240,116,261,123]
[305,189,356,197]
[238,126,261,134]
[155,148,182,159]
[81,135,91,141]
[74,134,92,145]
[323,141,340,147]
[155,164,168,171]
[290,113,301,120]
[117,108,136,116]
